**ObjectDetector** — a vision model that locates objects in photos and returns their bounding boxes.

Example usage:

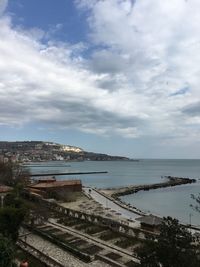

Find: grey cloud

[34,97,143,131]
[96,75,127,91]
[90,50,129,74]
[182,102,200,116]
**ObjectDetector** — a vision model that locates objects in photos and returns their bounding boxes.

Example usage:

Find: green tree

[0,206,27,242]
[0,187,29,241]
[137,239,159,267]
[137,216,200,267]
[0,235,15,267]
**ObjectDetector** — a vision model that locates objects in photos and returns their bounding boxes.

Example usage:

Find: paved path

[83,187,142,223]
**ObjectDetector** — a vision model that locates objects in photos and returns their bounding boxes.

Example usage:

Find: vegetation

[0,235,16,267]
[99,230,122,241]
[0,163,29,242]
[84,225,106,234]
[0,206,27,242]
[74,223,92,230]
[115,237,139,248]
[57,217,84,227]
[0,161,30,187]
[137,216,200,267]
[0,162,30,266]
[16,249,47,267]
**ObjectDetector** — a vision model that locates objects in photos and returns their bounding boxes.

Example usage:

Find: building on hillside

[28,178,82,200]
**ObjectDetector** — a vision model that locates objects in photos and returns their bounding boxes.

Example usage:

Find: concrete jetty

[108,176,196,198]
[30,171,108,177]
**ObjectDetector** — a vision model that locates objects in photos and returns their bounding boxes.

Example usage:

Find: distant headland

[0,141,131,162]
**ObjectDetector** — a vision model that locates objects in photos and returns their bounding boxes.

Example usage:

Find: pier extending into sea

[30,171,108,177]
[106,176,196,198]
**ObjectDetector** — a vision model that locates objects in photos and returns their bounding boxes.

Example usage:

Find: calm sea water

[28,159,200,225]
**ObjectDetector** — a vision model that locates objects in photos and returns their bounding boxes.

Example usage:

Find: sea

[28,159,200,226]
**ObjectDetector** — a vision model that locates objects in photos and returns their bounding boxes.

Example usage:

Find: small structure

[136,214,163,232]
[36,176,56,183]
[29,178,82,200]
[0,185,13,207]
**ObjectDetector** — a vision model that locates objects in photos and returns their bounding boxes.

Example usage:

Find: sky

[0,0,200,158]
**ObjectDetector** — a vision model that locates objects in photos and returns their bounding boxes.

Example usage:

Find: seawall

[110,176,196,198]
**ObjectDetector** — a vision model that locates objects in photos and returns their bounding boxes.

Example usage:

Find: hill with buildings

[0,141,130,162]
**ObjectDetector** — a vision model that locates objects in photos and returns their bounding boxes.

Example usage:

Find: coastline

[94,176,198,228]
[27,160,200,226]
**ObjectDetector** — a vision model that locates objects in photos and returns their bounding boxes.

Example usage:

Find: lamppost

[0,185,12,208]
[189,213,193,232]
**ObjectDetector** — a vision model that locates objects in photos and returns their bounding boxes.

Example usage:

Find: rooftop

[0,185,13,193]
[30,179,82,188]
[136,215,163,226]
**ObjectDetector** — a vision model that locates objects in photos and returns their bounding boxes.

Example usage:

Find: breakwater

[110,176,196,198]
[30,171,108,177]
[24,165,71,168]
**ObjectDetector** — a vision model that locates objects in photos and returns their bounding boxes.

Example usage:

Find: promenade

[83,187,142,223]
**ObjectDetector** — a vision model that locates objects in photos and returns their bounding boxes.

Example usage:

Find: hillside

[0,141,130,162]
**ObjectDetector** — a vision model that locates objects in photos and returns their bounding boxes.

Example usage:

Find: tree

[137,216,200,267]
[0,162,29,266]
[0,235,15,267]
[137,239,159,267]
[0,162,13,186]
[0,184,29,241]
[0,206,27,242]
[0,161,30,188]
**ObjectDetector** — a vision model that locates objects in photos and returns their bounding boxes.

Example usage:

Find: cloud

[76,0,200,139]
[170,86,190,96]
[0,13,145,137]
[0,0,200,144]
[182,101,200,116]
[0,0,8,16]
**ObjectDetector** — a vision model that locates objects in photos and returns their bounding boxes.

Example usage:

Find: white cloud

[76,0,200,138]
[0,0,200,145]
[0,14,142,137]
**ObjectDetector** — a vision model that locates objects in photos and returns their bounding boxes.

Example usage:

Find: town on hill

[0,141,130,163]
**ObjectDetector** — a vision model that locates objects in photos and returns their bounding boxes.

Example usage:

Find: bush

[0,235,15,267]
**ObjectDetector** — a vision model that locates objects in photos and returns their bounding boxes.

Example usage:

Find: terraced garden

[57,215,142,253]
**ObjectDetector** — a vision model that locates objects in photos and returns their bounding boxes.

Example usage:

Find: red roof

[30,179,82,189]
[0,185,13,193]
